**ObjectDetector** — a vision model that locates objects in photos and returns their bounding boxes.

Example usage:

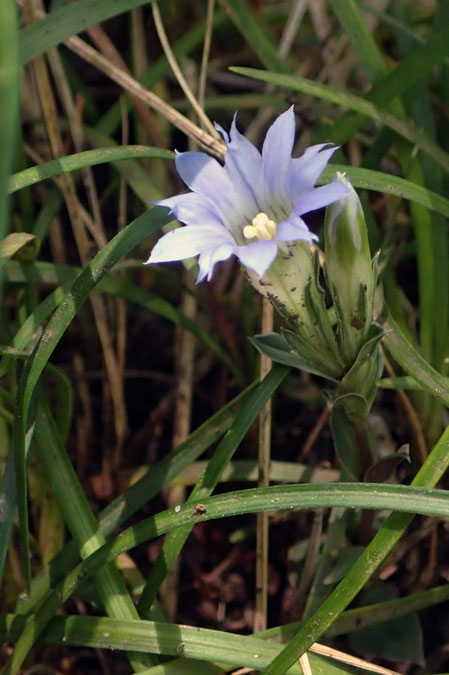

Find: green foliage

[2,1,449,674]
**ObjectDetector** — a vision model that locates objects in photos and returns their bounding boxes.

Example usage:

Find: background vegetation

[2,0,449,673]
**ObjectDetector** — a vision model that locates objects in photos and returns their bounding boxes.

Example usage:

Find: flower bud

[324,172,375,364]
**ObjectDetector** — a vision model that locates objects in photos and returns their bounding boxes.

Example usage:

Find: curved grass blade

[11,207,170,593]
[4,260,239,379]
[8,146,174,193]
[17,383,256,615]
[6,479,449,673]
[0,614,348,675]
[259,421,449,674]
[320,164,449,219]
[384,316,449,408]
[34,397,156,669]
[5,586,449,669]
[229,67,449,175]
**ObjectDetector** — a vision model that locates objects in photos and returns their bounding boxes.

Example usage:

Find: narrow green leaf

[137,364,289,615]
[8,146,174,193]
[7,479,449,673]
[230,67,449,175]
[320,164,449,220]
[35,399,156,669]
[0,614,358,675]
[11,207,170,594]
[384,316,449,408]
[0,0,19,274]
[0,233,40,262]
[18,384,256,615]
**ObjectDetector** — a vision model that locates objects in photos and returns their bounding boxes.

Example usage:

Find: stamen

[243,212,277,241]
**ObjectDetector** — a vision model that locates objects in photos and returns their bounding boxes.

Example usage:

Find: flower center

[243,212,277,241]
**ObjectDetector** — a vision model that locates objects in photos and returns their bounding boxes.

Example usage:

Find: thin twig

[67,34,225,157]
[254,298,274,634]
[151,0,219,139]
[16,2,226,158]
[299,653,312,675]
[310,642,400,674]
[198,0,216,113]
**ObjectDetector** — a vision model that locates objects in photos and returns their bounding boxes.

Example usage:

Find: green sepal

[340,322,385,405]
[250,332,340,381]
[302,250,346,372]
[326,392,365,480]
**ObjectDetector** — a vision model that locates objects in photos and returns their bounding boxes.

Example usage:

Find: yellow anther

[243,212,277,241]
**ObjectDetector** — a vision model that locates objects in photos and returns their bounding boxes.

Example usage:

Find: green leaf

[250,332,338,380]
[0,0,19,273]
[0,233,40,262]
[320,164,449,220]
[349,582,424,666]
[229,67,449,175]
[384,315,449,408]
[137,364,289,615]
[8,479,449,672]
[328,403,361,481]
[11,207,171,593]
[0,613,357,675]
[34,398,156,669]
[8,146,174,193]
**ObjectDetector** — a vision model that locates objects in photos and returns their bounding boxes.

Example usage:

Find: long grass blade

[8,146,174,193]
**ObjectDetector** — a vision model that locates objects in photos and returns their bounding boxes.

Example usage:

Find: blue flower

[146,107,347,281]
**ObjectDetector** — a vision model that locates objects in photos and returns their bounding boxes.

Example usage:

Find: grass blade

[0,0,19,280]
[8,146,174,193]
[230,67,449,175]
[137,364,289,615]
[7,478,449,672]
[17,384,256,615]
[34,397,156,669]
[11,207,170,593]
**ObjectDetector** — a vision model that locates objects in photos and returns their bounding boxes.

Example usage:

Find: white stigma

[243,212,277,241]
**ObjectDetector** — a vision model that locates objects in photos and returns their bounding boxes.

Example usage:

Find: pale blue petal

[154,191,226,230]
[292,182,349,216]
[212,121,260,215]
[175,151,253,227]
[262,106,295,199]
[286,144,338,205]
[198,242,236,282]
[225,115,267,209]
[146,224,234,264]
[236,240,278,276]
[276,214,318,243]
